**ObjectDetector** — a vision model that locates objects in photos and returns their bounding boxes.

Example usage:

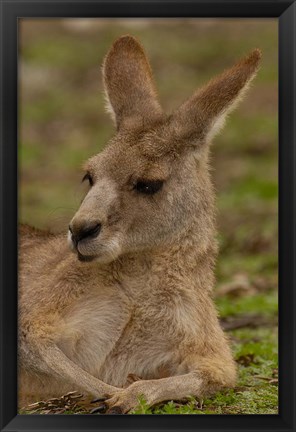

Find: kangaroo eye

[82,172,93,186]
[135,180,163,195]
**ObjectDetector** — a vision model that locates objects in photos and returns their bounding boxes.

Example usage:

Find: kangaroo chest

[57,284,131,377]
[98,279,200,386]
[57,273,200,387]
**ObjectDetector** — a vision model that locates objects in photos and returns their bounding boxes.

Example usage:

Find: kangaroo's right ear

[102,35,163,130]
[168,49,262,151]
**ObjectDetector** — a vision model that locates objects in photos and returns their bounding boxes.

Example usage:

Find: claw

[106,406,123,415]
[90,396,107,404]
[90,403,108,414]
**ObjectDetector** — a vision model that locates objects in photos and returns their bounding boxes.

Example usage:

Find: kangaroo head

[69,36,261,263]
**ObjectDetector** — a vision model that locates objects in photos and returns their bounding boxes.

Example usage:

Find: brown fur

[19,36,261,413]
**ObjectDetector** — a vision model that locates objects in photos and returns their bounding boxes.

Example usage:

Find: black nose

[69,222,101,246]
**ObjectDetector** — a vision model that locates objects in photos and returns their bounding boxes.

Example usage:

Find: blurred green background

[19,19,278,414]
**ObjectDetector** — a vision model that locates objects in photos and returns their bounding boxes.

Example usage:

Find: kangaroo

[19,36,261,414]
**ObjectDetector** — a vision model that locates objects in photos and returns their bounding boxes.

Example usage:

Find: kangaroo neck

[106,222,217,287]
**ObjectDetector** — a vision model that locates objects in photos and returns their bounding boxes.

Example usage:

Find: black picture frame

[0,1,295,431]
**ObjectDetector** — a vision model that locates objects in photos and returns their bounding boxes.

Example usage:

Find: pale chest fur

[57,270,202,388]
[56,284,131,379]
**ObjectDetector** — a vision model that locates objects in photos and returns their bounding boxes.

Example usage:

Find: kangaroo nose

[69,221,101,246]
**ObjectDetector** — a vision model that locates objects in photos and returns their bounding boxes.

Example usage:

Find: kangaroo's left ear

[102,35,163,130]
[169,49,262,148]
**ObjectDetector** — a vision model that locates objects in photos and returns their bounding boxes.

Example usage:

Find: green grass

[130,327,278,415]
[216,291,278,318]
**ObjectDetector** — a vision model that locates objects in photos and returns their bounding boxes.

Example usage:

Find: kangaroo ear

[102,35,163,130]
[170,49,262,148]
